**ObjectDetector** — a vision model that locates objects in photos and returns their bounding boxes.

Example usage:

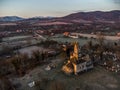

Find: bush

[40,40,58,48]
[0,46,13,56]
[47,80,65,90]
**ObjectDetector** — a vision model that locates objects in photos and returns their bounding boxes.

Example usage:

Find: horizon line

[0,9,120,18]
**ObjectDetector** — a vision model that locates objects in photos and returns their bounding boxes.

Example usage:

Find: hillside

[62,10,120,21]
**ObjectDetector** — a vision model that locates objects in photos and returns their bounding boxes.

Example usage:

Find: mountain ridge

[0,10,120,22]
[0,16,24,22]
[62,10,120,21]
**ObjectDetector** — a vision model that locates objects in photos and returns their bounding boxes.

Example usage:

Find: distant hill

[62,10,120,21]
[24,16,55,22]
[0,16,55,22]
[0,16,24,22]
[0,10,120,22]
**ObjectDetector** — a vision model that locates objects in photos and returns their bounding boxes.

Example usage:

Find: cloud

[74,10,88,13]
[111,0,120,4]
[108,0,120,9]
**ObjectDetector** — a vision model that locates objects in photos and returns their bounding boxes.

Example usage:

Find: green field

[51,37,93,46]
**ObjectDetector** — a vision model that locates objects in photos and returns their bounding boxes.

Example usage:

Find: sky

[0,0,120,17]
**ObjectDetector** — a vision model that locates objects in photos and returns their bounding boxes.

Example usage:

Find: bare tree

[96,32,105,46]
[0,76,15,90]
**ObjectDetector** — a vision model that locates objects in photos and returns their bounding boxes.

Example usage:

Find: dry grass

[10,57,120,90]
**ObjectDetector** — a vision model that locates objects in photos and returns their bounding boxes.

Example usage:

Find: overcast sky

[0,0,120,17]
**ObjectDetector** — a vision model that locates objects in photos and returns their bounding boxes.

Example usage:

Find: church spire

[73,42,79,60]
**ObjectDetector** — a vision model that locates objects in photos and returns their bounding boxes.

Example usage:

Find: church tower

[73,42,79,60]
